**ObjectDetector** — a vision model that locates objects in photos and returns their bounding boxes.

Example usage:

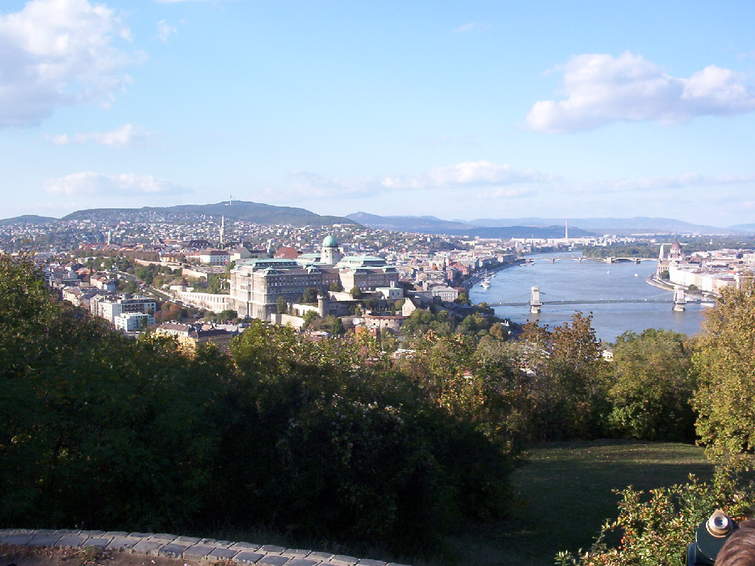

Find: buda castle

[229,235,398,319]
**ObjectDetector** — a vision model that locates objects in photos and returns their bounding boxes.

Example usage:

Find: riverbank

[470,251,707,341]
[645,274,715,302]
[461,260,522,290]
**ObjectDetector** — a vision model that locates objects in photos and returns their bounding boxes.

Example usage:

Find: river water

[469,251,707,343]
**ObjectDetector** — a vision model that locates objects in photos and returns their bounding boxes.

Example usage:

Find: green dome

[322,235,338,248]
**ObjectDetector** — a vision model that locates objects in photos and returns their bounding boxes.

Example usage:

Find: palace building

[229,235,398,320]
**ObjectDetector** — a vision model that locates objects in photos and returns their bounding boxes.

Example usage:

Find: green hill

[62,201,356,227]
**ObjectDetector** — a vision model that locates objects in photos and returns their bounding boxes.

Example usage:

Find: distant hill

[729,223,755,233]
[346,213,592,238]
[469,216,731,235]
[0,214,58,226]
[63,201,355,227]
[346,212,471,232]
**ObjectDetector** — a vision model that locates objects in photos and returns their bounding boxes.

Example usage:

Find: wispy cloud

[527,52,755,133]
[47,124,150,147]
[453,22,488,33]
[46,172,188,196]
[380,161,552,190]
[157,20,177,42]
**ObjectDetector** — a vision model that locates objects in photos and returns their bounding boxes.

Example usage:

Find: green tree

[607,329,695,441]
[276,295,288,314]
[329,280,343,292]
[302,287,319,303]
[692,281,755,473]
[350,286,362,299]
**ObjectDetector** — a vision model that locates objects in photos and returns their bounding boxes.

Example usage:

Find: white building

[114,312,154,332]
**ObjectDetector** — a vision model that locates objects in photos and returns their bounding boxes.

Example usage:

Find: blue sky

[2,0,755,226]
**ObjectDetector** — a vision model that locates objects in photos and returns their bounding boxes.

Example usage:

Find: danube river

[469,251,707,343]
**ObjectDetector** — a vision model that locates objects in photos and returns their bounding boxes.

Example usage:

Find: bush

[555,475,752,566]
[692,282,755,472]
[607,329,695,441]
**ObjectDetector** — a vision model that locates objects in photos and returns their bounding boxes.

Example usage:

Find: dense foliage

[692,282,755,473]
[607,329,695,441]
[0,255,513,554]
[557,282,754,566]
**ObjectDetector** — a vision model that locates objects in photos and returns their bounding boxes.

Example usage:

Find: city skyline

[2,0,755,225]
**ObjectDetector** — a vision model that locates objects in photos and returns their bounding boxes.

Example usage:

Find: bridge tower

[673,286,686,312]
[530,286,543,314]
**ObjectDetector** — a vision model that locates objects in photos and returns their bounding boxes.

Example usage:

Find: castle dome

[322,235,338,248]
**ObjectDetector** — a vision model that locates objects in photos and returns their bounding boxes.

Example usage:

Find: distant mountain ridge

[348,212,739,235]
[729,223,755,233]
[346,212,592,238]
[62,201,355,227]
[0,214,58,226]
[468,216,733,234]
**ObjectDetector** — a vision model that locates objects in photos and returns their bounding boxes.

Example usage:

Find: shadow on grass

[439,440,712,566]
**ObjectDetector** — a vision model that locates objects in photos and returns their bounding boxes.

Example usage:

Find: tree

[607,329,695,441]
[302,287,319,304]
[350,286,363,299]
[692,281,755,472]
[329,280,344,292]
[455,290,471,305]
[302,310,319,329]
[276,295,288,315]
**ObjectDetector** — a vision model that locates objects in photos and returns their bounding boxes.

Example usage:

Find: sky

[2,0,755,226]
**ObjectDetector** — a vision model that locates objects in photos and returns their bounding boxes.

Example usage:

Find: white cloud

[46,172,187,196]
[596,173,755,193]
[453,22,487,33]
[526,52,755,133]
[0,0,137,128]
[47,123,149,146]
[380,161,550,190]
[157,20,176,42]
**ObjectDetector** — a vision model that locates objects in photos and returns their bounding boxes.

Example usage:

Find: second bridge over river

[489,298,677,307]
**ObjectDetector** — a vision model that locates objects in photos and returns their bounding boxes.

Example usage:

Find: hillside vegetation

[0,254,752,565]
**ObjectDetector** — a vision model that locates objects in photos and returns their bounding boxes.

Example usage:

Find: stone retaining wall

[0,529,409,566]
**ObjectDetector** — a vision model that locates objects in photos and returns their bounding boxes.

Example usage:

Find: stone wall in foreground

[0,529,409,566]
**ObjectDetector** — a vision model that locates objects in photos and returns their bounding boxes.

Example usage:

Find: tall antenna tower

[227,193,233,207]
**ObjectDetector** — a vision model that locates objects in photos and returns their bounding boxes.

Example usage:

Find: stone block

[175,536,201,544]
[386,563,412,566]
[0,534,34,545]
[103,531,129,537]
[209,547,240,560]
[106,536,139,551]
[286,560,320,566]
[229,542,260,551]
[28,534,62,547]
[183,544,215,559]
[55,534,89,548]
[128,532,152,538]
[306,552,333,561]
[132,539,165,556]
[83,538,113,549]
[159,543,189,558]
[256,556,289,566]
[85,531,106,537]
[281,549,310,558]
[259,545,286,554]
[329,555,358,566]
[234,550,265,564]
[149,533,177,543]
[357,560,387,566]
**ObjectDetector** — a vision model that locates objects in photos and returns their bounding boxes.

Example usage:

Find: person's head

[717,520,755,566]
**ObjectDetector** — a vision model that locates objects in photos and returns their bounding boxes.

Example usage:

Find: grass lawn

[435,439,712,566]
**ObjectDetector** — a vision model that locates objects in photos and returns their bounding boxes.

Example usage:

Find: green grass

[435,440,712,566]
